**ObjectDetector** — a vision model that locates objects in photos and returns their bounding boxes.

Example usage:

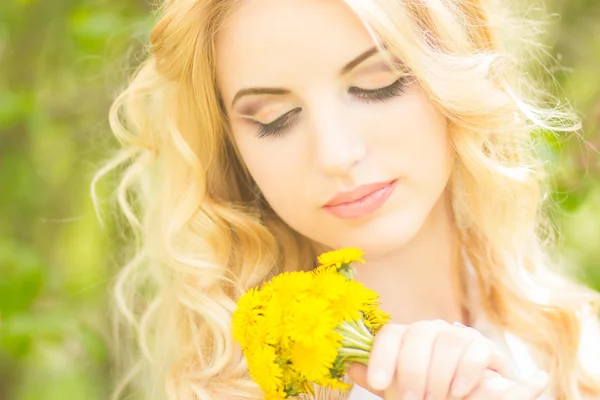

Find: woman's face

[216,0,454,255]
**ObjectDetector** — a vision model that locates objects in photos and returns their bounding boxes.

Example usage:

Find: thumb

[346,363,386,398]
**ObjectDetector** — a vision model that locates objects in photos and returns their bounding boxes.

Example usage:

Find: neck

[353,190,466,325]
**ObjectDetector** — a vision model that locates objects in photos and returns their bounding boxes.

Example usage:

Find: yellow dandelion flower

[246,344,285,397]
[231,287,263,350]
[311,262,338,276]
[258,279,275,303]
[317,248,365,267]
[314,376,353,391]
[309,270,348,302]
[286,296,338,345]
[280,363,314,397]
[362,305,392,335]
[330,280,379,322]
[263,391,286,400]
[248,324,271,354]
[290,335,339,382]
[264,297,286,347]
[281,362,301,383]
[270,271,313,305]
[302,379,316,394]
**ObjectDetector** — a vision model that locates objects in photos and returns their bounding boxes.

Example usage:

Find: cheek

[371,91,453,185]
[233,133,308,208]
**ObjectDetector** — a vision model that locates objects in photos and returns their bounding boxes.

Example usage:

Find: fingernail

[451,376,469,397]
[368,371,387,390]
[403,391,419,400]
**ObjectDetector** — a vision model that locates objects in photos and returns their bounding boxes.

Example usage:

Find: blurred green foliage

[1,0,152,398]
[0,0,599,399]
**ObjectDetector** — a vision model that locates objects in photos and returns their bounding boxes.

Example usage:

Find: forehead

[215,0,377,93]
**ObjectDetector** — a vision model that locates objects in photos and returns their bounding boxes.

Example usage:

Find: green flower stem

[335,319,374,366]
[338,320,373,344]
[337,347,371,358]
[342,355,370,364]
[340,336,371,352]
[349,317,374,339]
[337,263,355,280]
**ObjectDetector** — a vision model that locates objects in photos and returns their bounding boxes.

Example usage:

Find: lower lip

[323,180,397,220]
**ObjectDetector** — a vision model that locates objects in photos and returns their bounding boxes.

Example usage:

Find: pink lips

[323,179,397,220]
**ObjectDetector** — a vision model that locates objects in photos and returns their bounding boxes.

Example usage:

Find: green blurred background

[0,0,599,399]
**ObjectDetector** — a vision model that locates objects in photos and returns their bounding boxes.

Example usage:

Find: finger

[450,335,514,398]
[463,374,517,400]
[426,324,476,400]
[366,324,408,391]
[454,324,514,378]
[346,363,385,398]
[395,320,446,400]
[500,371,549,400]
[488,343,515,378]
[463,370,549,400]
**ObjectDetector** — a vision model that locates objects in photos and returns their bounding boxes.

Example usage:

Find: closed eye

[255,107,302,139]
[349,76,408,103]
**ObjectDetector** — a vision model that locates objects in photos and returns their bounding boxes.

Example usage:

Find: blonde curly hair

[93,0,600,399]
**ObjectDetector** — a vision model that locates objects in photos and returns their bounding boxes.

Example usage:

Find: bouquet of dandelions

[231,248,391,399]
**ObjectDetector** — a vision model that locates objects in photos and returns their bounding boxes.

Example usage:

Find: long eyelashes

[256,107,302,139]
[254,76,408,138]
[349,76,407,103]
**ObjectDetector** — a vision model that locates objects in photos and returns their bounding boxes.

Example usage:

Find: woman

[94,0,600,399]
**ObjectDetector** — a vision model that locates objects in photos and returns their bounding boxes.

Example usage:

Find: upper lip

[324,179,395,207]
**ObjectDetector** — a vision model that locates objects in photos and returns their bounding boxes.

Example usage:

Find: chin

[332,207,427,256]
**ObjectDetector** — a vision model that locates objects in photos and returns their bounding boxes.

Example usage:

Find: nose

[310,101,367,177]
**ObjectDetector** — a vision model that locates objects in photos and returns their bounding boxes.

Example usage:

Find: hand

[462,369,549,399]
[346,320,544,399]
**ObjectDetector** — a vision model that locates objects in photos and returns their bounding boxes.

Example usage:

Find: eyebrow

[340,46,379,74]
[230,46,380,109]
